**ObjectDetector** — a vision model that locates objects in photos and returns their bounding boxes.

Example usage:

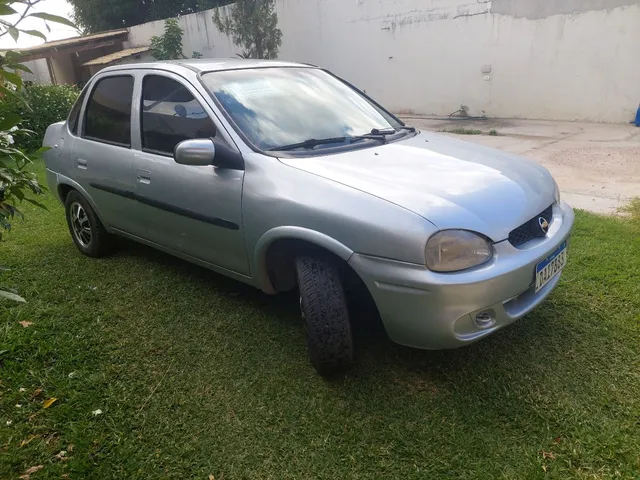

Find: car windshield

[201,67,403,152]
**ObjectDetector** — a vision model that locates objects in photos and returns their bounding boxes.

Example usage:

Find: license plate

[535,241,567,293]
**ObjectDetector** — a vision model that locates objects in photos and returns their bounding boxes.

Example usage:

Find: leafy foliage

[0,0,76,43]
[0,84,79,152]
[212,0,282,60]
[150,18,203,61]
[0,0,77,301]
[68,0,234,33]
[0,136,46,238]
[150,18,187,60]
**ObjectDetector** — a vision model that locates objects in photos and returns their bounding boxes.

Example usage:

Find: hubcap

[70,202,91,247]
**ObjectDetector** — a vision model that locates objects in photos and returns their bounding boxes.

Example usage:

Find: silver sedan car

[43,59,574,375]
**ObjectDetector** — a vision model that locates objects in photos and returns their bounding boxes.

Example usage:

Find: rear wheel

[65,190,115,257]
[296,255,354,375]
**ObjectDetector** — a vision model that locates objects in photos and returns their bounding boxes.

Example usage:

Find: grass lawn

[1,163,639,479]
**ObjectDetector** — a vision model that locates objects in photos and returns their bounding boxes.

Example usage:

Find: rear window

[67,86,89,136]
[83,76,134,147]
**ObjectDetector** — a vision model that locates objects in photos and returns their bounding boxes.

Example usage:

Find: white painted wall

[125,0,640,123]
[22,58,51,84]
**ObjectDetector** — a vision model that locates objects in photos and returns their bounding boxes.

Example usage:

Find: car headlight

[553,179,561,204]
[426,230,493,272]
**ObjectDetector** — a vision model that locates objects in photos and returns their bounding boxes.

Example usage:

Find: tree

[150,18,186,60]
[0,0,76,302]
[212,0,282,59]
[68,0,234,33]
[150,18,202,61]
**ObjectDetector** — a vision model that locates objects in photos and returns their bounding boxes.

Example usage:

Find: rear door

[71,72,146,237]
[132,71,248,275]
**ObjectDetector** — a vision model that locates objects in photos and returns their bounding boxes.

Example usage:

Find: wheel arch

[254,227,354,294]
[55,176,109,230]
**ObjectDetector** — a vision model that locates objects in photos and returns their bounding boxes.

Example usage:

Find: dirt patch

[545,146,640,178]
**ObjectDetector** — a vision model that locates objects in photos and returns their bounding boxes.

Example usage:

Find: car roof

[101,58,313,74]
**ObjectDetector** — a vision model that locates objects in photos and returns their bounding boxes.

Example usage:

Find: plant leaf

[0,85,23,104]
[19,29,46,41]
[42,398,57,408]
[1,290,26,303]
[24,198,48,210]
[0,70,23,89]
[7,63,33,74]
[32,146,51,155]
[24,464,44,474]
[18,320,33,327]
[0,113,22,130]
[0,5,18,15]
[8,26,19,42]
[28,12,76,28]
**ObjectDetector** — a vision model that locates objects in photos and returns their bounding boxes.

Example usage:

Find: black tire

[296,255,354,375]
[64,190,115,257]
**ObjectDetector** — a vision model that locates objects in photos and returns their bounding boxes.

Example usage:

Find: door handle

[77,158,88,170]
[136,169,151,185]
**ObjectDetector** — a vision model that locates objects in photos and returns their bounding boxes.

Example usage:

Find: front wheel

[296,255,354,376]
[65,190,115,257]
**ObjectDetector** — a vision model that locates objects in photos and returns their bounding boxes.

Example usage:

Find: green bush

[0,83,80,152]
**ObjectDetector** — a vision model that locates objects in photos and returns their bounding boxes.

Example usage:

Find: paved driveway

[403,117,640,214]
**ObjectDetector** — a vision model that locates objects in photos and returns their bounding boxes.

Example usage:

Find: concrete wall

[126,8,235,59]
[126,0,640,123]
[49,51,76,85]
[22,59,51,84]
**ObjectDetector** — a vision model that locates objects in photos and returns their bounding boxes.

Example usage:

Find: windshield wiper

[350,128,397,145]
[267,137,347,151]
[398,125,416,133]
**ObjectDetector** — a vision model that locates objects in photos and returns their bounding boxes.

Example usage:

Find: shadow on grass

[24,235,635,479]
[106,237,589,392]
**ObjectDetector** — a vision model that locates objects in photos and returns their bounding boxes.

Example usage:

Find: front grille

[508,205,553,247]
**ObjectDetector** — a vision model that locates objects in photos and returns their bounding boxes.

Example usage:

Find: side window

[68,86,89,136]
[84,76,134,147]
[141,75,217,155]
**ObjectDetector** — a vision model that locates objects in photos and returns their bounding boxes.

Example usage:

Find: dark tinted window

[84,76,133,146]
[68,86,89,135]
[141,75,216,154]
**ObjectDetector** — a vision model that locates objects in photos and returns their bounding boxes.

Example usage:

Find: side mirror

[174,138,245,170]
[174,138,216,166]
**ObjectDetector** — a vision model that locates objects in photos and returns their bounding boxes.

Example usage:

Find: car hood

[278,132,556,241]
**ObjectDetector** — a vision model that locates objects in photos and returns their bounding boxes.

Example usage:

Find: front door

[133,72,248,275]
[71,73,147,238]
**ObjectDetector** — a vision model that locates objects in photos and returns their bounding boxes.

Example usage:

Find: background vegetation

[68,0,234,33]
[0,84,79,152]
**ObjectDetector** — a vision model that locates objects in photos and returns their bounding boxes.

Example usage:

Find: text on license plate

[535,241,567,293]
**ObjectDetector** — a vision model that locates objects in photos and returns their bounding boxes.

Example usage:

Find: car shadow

[103,238,586,398]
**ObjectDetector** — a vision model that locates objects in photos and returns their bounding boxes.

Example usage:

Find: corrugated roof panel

[14,29,129,55]
[83,46,151,66]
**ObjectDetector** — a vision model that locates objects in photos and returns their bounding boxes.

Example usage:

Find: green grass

[620,197,640,221]
[1,164,640,479]
[440,128,500,136]
[441,127,483,135]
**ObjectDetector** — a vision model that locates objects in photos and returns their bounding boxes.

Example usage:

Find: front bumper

[348,201,575,349]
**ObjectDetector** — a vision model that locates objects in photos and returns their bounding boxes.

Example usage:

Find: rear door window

[141,74,217,155]
[83,76,134,147]
[68,86,89,136]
